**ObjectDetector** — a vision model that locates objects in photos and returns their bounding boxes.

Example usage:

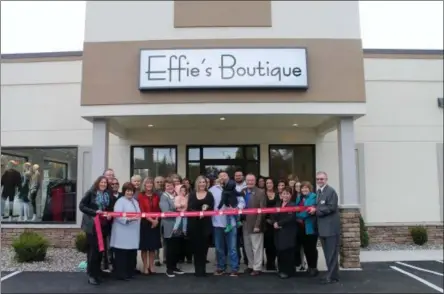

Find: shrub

[359,215,369,248]
[410,226,428,245]
[12,231,49,263]
[75,232,88,253]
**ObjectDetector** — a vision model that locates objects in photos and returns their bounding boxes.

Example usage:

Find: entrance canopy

[80,102,366,138]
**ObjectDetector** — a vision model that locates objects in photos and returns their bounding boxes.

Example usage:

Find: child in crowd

[218,180,242,232]
[173,185,188,236]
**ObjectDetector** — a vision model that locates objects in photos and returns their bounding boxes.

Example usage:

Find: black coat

[79,189,115,235]
[1,169,21,198]
[271,201,297,251]
[218,179,239,209]
[187,191,215,238]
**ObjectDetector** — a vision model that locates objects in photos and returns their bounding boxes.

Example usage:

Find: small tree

[75,232,88,253]
[360,215,369,248]
[410,226,428,245]
[12,231,49,262]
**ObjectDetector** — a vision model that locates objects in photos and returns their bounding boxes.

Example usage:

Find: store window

[131,146,177,179]
[1,147,78,224]
[268,145,315,183]
[186,145,260,183]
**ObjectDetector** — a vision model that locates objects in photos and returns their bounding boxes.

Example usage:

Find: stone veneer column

[337,117,361,268]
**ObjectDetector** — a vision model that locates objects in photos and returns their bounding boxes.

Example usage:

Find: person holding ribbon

[110,182,141,281]
[138,177,162,275]
[159,177,185,278]
[187,175,215,277]
[272,186,298,279]
[79,176,114,285]
[295,181,319,277]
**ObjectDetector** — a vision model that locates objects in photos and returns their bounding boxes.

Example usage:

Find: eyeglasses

[316,178,325,181]
[112,183,119,186]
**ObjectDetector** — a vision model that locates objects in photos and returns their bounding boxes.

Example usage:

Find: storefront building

[1,1,443,268]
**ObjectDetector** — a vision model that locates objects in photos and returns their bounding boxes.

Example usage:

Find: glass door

[186,145,260,183]
[202,162,243,179]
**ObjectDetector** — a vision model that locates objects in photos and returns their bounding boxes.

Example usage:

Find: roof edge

[1,51,83,59]
[0,48,442,60]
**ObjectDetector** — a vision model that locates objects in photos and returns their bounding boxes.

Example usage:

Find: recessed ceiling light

[148,124,154,127]
[292,123,299,127]
[220,117,226,121]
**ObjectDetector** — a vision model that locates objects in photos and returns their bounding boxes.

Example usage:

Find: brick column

[340,208,361,268]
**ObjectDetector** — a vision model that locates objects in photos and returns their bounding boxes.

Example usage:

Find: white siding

[321,58,444,224]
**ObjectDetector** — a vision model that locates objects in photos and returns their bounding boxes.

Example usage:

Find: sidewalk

[360,249,443,263]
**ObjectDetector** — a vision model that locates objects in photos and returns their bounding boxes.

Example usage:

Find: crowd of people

[79,169,340,286]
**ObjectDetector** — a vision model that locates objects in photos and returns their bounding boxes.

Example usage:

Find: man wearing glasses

[306,171,340,284]
[111,178,122,199]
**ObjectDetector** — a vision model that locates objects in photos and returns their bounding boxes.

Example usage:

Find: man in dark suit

[307,171,340,284]
[242,174,267,276]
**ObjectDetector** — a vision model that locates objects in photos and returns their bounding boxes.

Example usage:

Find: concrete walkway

[361,249,443,263]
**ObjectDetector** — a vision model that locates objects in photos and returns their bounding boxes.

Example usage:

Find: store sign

[139,48,308,90]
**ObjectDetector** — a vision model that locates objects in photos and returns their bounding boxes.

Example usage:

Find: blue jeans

[173,216,187,233]
[214,227,239,272]
[225,215,239,226]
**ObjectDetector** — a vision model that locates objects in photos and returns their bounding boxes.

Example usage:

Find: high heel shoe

[142,268,150,275]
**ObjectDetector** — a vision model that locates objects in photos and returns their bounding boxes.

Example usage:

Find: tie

[316,189,322,204]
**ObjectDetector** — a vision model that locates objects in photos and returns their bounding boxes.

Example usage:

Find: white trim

[80,102,366,118]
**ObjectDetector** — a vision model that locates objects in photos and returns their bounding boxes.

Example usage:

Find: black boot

[88,277,99,285]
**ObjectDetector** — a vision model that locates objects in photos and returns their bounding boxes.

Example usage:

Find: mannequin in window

[1,160,22,221]
[29,164,41,221]
[18,162,32,221]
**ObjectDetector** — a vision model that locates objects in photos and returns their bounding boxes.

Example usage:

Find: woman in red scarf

[138,177,162,275]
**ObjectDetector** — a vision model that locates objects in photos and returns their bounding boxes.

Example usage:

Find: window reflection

[186,146,259,183]
[269,145,315,183]
[203,147,242,160]
[188,148,200,161]
[1,147,77,223]
[132,146,177,178]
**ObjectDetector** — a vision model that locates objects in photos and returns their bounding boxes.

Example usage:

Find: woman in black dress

[138,177,162,275]
[79,176,114,285]
[187,175,214,277]
[264,178,279,271]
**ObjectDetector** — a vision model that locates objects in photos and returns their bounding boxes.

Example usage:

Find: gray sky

[1,1,443,54]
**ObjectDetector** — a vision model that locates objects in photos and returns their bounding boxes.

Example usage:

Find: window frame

[268,144,316,183]
[130,145,178,178]
[186,144,260,179]
[1,152,29,163]
[0,146,78,226]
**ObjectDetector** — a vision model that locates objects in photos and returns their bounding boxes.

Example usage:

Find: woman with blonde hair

[187,175,215,276]
[138,177,162,274]
[131,175,142,200]
[29,164,41,221]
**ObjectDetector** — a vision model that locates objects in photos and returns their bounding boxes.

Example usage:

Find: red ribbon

[94,215,106,252]
[94,206,312,252]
